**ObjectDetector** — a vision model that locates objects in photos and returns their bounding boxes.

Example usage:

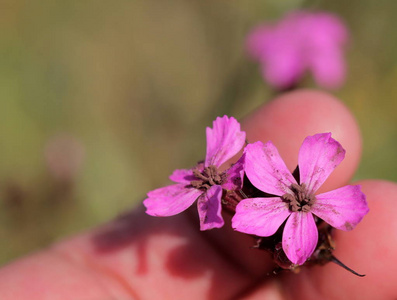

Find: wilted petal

[245,141,297,196]
[312,185,369,231]
[205,116,246,168]
[222,154,245,191]
[232,197,290,237]
[282,211,318,265]
[144,184,202,217]
[169,168,196,184]
[197,185,224,230]
[298,133,345,194]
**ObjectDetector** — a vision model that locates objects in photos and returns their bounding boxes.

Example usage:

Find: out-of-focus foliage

[1,0,397,264]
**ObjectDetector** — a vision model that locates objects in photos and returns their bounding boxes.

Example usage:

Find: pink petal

[144,184,202,217]
[245,141,297,196]
[311,48,346,89]
[205,116,246,168]
[298,133,345,194]
[261,35,304,89]
[169,168,196,184]
[312,185,369,231]
[282,211,318,265]
[222,154,245,191]
[232,197,290,237]
[245,24,273,60]
[307,12,349,45]
[197,185,224,231]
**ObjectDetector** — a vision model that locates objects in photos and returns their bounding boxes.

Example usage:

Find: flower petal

[245,141,297,196]
[222,154,245,191]
[144,184,202,216]
[197,185,224,230]
[245,24,273,60]
[169,168,196,184]
[205,116,246,168]
[232,197,290,237]
[312,185,369,231]
[261,39,304,89]
[311,48,345,89]
[282,211,318,265]
[298,133,345,194]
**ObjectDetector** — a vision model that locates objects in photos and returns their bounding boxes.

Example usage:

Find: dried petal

[222,154,245,191]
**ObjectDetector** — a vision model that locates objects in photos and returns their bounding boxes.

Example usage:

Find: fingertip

[241,89,362,190]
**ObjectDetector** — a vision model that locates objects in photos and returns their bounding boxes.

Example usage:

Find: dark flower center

[190,165,225,190]
[282,183,316,212]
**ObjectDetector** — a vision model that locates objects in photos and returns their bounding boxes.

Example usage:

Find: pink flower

[144,116,246,230]
[232,133,368,265]
[246,11,349,90]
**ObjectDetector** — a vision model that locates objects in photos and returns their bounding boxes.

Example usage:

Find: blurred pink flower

[246,10,349,90]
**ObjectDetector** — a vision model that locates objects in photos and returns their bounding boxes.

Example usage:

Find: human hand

[0,90,395,299]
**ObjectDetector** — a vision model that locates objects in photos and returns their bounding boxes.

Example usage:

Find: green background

[1,0,396,264]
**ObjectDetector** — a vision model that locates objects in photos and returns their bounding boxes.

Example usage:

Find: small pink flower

[246,10,349,90]
[144,116,246,230]
[232,133,369,265]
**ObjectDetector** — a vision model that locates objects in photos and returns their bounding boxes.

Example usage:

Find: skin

[0,89,396,299]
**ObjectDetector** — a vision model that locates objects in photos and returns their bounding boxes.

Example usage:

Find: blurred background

[1,0,397,265]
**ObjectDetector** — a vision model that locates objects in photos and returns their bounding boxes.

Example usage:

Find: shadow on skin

[91,205,261,299]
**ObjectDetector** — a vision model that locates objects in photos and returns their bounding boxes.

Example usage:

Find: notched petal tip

[205,116,246,168]
[298,132,346,194]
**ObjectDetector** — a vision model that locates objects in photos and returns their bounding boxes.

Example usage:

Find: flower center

[282,183,316,212]
[190,165,225,190]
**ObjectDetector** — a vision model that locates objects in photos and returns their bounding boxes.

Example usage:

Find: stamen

[282,183,316,212]
[193,169,209,182]
[190,165,225,190]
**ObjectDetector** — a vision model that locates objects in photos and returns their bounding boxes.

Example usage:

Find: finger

[281,180,397,299]
[0,250,116,299]
[242,89,362,192]
[0,89,362,299]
